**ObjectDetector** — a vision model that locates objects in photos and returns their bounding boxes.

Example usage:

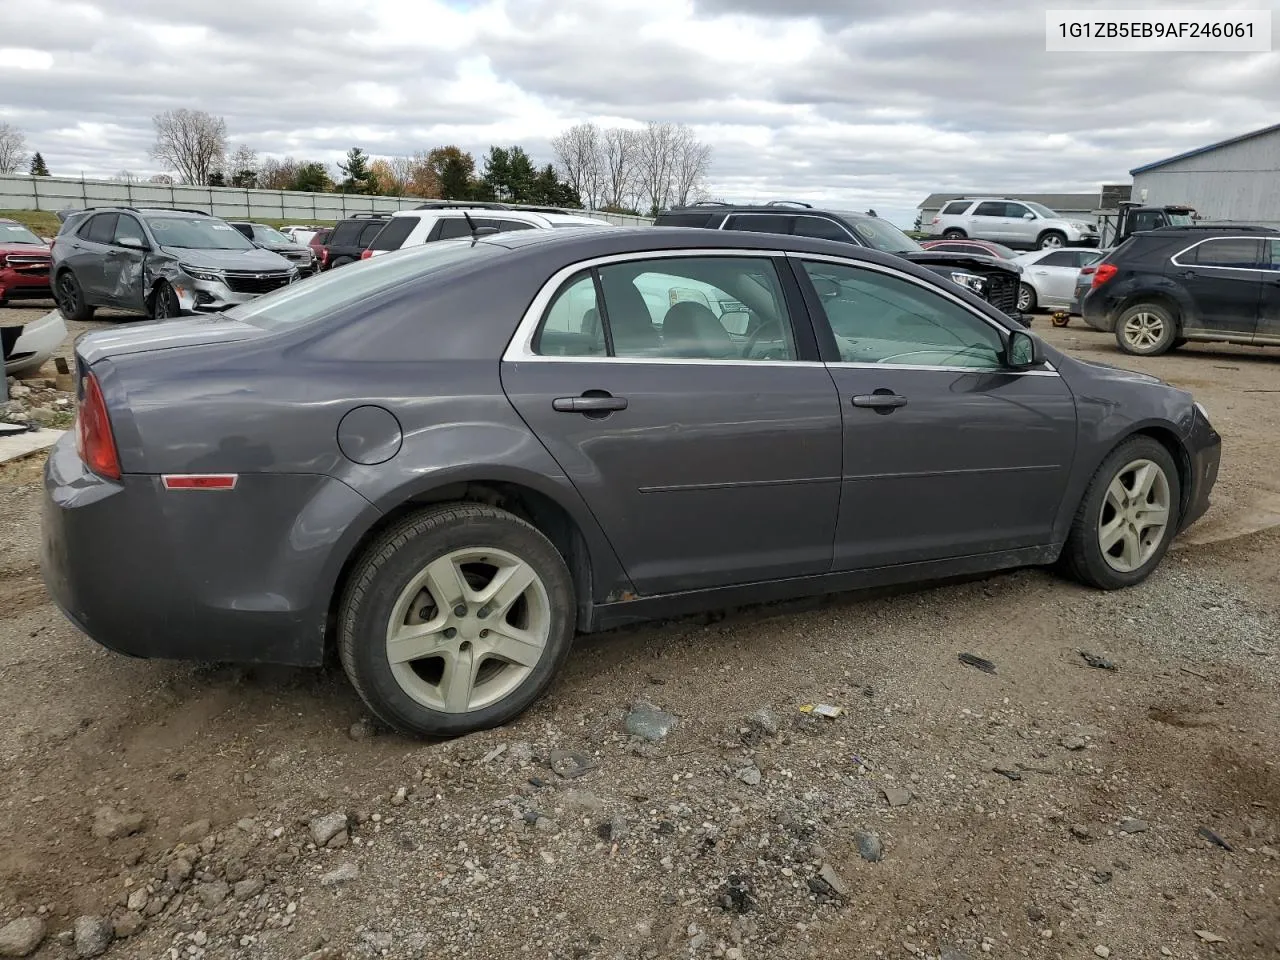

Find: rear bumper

[1081,290,1117,332]
[1180,408,1221,532]
[41,433,380,665]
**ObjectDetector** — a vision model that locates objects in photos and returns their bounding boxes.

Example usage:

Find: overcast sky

[1,0,1277,225]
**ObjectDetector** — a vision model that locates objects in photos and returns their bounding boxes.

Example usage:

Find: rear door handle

[852,393,908,410]
[553,395,628,413]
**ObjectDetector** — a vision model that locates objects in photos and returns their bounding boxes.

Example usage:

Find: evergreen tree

[29,152,49,177]
[339,147,373,194]
[292,162,333,193]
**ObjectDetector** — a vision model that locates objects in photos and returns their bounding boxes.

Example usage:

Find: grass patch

[1,209,339,237]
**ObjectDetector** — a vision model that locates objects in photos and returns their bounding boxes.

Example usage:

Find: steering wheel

[744,319,789,360]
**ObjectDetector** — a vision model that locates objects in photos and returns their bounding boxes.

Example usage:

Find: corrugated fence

[0,173,655,227]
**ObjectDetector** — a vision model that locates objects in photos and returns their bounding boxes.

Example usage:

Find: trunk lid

[76,315,264,365]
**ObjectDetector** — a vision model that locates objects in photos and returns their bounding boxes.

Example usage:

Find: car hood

[1064,354,1165,386]
[903,250,1022,276]
[77,315,264,365]
[160,246,293,271]
[0,242,51,256]
[261,242,309,256]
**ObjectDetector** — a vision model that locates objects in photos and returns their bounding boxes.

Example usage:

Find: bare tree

[150,174,175,185]
[0,122,28,174]
[671,128,712,207]
[113,170,140,183]
[600,127,640,210]
[550,122,601,209]
[257,157,301,191]
[151,109,228,185]
[226,144,258,187]
[636,122,680,215]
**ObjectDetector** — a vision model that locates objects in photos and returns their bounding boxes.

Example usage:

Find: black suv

[1081,225,1280,356]
[654,201,1026,323]
[320,213,390,270]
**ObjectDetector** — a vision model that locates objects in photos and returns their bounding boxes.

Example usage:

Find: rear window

[656,212,716,228]
[225,242,504,330]
[369,217,419,251]
[329,221,364,245]
[358,222,386,246]
[941,200,971,216]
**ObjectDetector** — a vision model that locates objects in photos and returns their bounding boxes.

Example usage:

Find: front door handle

[852,393,908,411]
[553,394,628,414]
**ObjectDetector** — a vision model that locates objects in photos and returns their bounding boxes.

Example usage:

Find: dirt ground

[1,304,1277,960]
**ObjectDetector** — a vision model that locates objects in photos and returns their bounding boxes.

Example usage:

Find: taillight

[1091,263,1118,288]
[320,247,329,264]
[360,249,373,260]
[75,372,121,481]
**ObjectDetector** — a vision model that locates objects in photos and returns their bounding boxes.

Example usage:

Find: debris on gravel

[90,806,145,840]
[622,701,678,741]
[0,916,46,957]
[308,812,349,848]
[320,862,360,886]
[71,916,112,959]
[855,830,885,862]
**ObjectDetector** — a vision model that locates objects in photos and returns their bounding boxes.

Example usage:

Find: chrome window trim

[502,247,1058,377]
[1170,236,1268,273]
[717,212,794,232]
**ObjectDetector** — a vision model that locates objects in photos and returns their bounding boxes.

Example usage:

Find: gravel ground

[0,311,1277,960]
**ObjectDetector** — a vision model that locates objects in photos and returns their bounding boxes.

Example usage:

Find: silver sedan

[1013,248,1103,312]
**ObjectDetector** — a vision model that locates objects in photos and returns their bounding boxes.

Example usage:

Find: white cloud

[0,0,1276,226]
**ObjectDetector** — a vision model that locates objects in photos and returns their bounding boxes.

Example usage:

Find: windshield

[1167,212,1195,226]
[225,240,504,329]
[1024,201,1059,218]
[838,216,922,254]
[252,225,294,246]
[146,217,256,250]
[0,223,44,245]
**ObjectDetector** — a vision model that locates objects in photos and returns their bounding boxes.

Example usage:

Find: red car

[920,238,1018,260]
[309,228,333,269]
[0,218,52,305]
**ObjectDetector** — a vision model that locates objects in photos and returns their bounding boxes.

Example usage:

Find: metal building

[1130,122,1280,227]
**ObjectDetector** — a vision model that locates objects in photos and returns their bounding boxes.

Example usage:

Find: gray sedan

[41,228,1221,737]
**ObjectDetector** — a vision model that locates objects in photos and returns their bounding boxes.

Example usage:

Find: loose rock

[166,856,194,887]
[817,863,850,898]
[112,912,144,939]
[748,708,780,737]
[736,765,762,787]
[309,812,349,847]
[623,702,678,741]
[1119,818,1149,834]
[548,749,598,779]
[72,916,112,959]
[1060,735,1087,751]
[855,830,884,862]
[320,862,360,886]
[179,819,212,844]
[233,877,265,899]
[1094,947,1111,958]
[882,786,912,807]
[348,717,376,741]
[195,881,230,909]
[0,917,46,957]
[90,806,145,840]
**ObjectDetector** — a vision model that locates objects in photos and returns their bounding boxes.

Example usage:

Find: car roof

[1141,224,1279,236]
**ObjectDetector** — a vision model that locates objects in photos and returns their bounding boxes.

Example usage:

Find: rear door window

[436,218,474,240]
[1038,251,1076,267]
[793,216,852,242]
[496,219,537,232]
[1188,238,1262,268]
[722,214,793,235]
[973,202,1007,218]
[1265,239,1280,271]
[368,217,418,251]
[533,271,606,357]
[83,213,118,244]
[329,221,363,245]
[358,222,386,246]
[941,200,972,216]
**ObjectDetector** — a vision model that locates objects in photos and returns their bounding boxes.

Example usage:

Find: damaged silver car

[50,207,298,321]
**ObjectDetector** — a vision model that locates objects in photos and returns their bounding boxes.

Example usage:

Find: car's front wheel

[1115,302,1177,355]
[1037,230,1067,249]
[149,281,182,320]
[942,228,966,240]
[1060,436,1181,589]
[338,503,576,738]
[1017,282,1037,312]
[54,270,95,322]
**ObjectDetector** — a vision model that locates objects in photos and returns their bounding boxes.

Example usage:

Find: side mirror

[1022,212,1036,220]
[1005,329,1043,369]
[117,235,146,250]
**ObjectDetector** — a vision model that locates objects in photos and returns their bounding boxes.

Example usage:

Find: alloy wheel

[1017,284,1034,312]
[1040,234,1064,249]
[56,274,78,314]
[384,548,551,713]
[154,286,173,319]
[1121,311,1165,350]
[1097,458,1171,573]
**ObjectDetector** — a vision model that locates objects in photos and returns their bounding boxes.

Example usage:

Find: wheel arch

[1125,424,1195,528]
[323,472,626,658]
[1117,291,1184,329]
[941,227,968,238]
[1036,228,1067,246]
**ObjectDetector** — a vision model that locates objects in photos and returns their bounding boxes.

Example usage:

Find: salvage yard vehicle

[363,202,611,259]
[3,308,67,377]
[927,197,1099,250]
[655,201,1028,324]
[1012,247,1102,312]
[229,221,319,275]
[0,218,53,305]
[1081,224,1280,356]
[42,228,1221,737]
[50,207,298,320]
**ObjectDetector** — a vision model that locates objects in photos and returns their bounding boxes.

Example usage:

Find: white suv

[927,198,1098,251]
[364,203,611,258]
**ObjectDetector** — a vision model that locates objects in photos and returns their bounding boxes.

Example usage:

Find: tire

[54,270,95,322]
[1060,435,1181,590]
[1172,337,1188,349]
[942,229,966,240]
[1115,302,1177,356]
[149,281,182,320]
[338,503,577,738]
[1037,230,1067,250]
[1017,282,1038,313]
[330,256,355,269]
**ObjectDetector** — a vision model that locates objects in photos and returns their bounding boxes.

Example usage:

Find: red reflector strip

[162,474,238,490]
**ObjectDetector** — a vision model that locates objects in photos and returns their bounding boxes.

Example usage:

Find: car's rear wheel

[1017,282,1037,312]
[338,503,576,738]
[1037,230,1067,249]
[1060,436,1180,589]
[149,281,182,320]
[942,229,966,240]
[1116,302,1177,355]
[54,270,94,322]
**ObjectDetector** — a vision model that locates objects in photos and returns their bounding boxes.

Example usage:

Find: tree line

[0,112,714,215]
